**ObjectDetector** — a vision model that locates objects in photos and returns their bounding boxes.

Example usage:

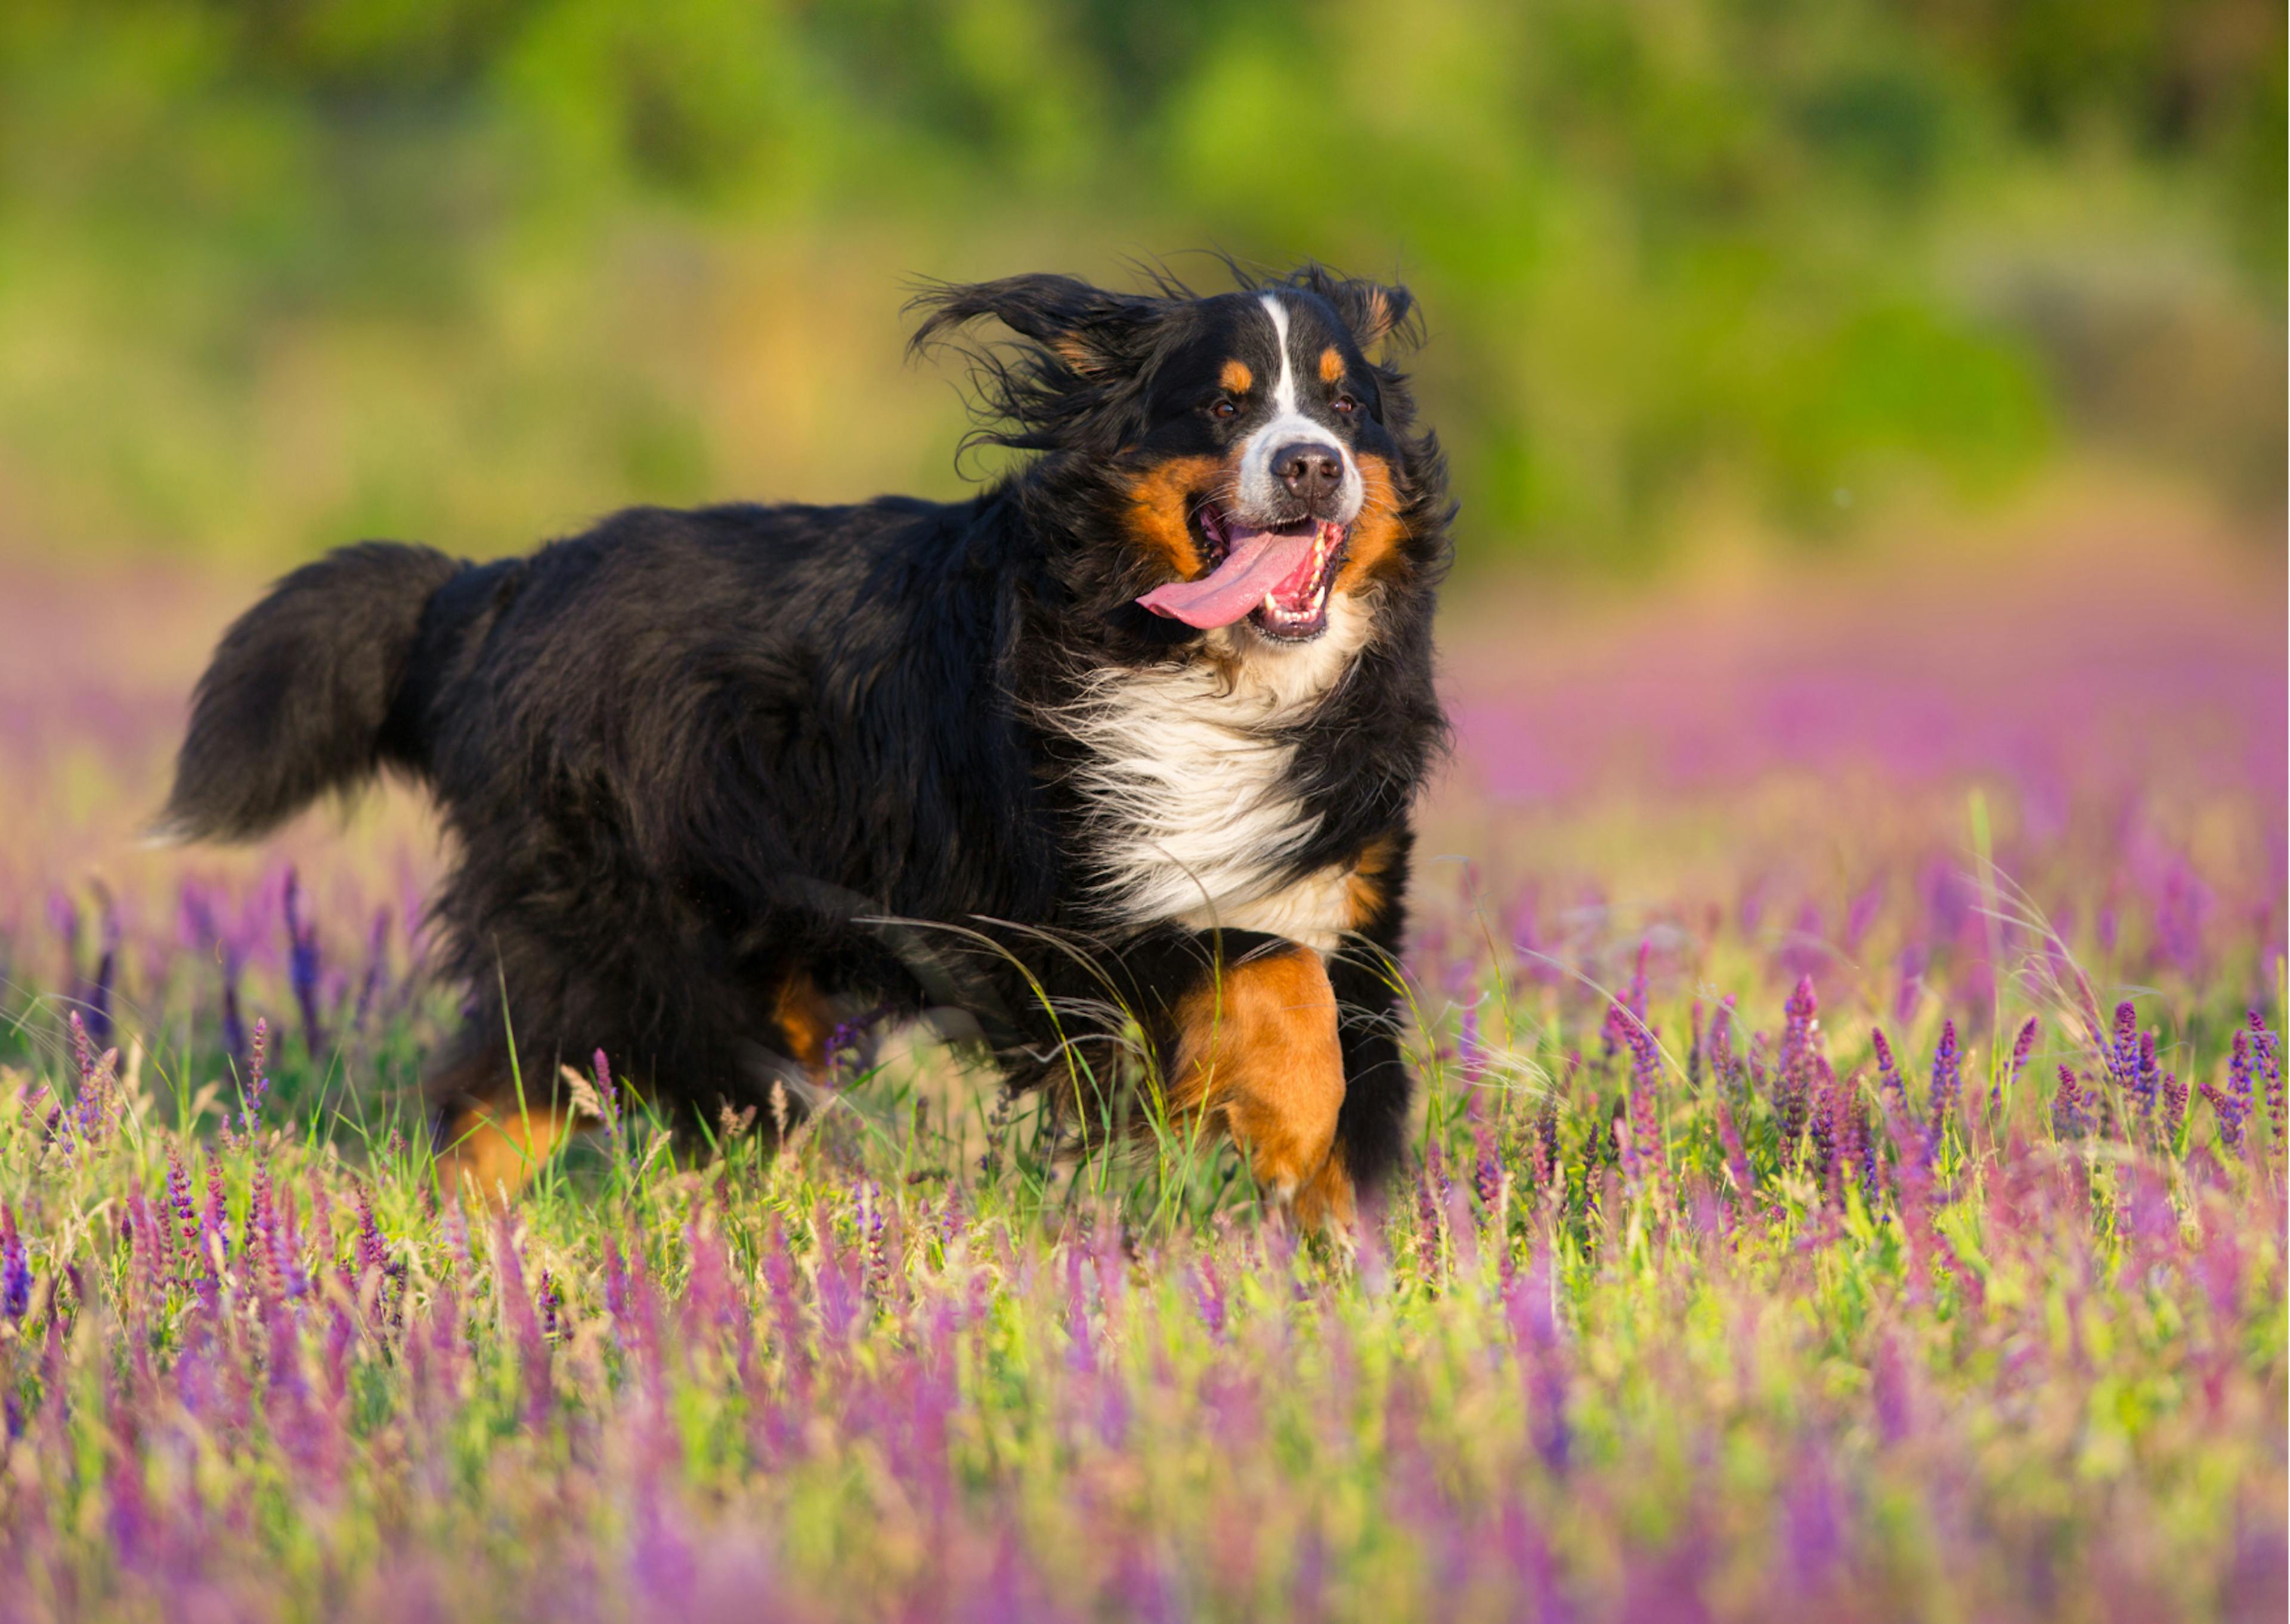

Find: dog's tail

[155,541,469,844]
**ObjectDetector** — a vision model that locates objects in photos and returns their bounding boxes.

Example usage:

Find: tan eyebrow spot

[1318,346,1345,385]
[1219,358,1252,393]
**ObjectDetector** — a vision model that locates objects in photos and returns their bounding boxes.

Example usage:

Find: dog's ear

[907,275,1163,379]
[1287,266,1421,355]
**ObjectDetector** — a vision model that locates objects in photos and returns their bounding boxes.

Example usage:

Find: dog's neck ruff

[1048,597,1372,947]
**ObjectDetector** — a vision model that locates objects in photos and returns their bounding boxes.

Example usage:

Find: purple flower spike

[2052,1065,2090,1140]
[1998,1015,2038,1112]
[494,1209,552,1431]
[2201,1040,2249,1154]
[87,892,119,1047]
[1,1205,30,1321]
[352,909,389,1033]
[2132,1030,2161,1126]
[240,1017,270,1133]
[1924,1019,1961,1163]
[1776,977,1821,1169]
[1601,941,1651,1061]
[2249,1012,2283,1152]
[1870,1027,1907,1114]
[592,1048,621,1146]
[283,868,325,1057]
[166,1151,200,1256]
[1611,999,1667,1208]
[1508,1262,1570,1473]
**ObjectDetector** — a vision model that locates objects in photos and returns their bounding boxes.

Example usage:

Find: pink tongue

[1136,528,1316,629]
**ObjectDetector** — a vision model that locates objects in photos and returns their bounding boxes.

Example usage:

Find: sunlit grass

[0,528,2282,1620]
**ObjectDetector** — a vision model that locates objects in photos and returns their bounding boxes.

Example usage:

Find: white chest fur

[1047,601,1372,955]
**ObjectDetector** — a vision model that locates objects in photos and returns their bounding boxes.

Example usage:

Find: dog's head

[911,265,1449,653]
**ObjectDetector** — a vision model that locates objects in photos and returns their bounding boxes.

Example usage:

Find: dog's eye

[1210,398,1239,420]
[1330,393,1359,417]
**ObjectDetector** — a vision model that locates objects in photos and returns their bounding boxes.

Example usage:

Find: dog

[160,263,1454,1225]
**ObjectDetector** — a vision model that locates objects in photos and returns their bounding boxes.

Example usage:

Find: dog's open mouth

[1135,503,1347,641]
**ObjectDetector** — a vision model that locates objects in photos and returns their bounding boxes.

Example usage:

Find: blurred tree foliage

[0,0,2278,569]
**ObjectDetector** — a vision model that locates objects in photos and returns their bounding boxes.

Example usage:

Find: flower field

[0,497,2283,1622]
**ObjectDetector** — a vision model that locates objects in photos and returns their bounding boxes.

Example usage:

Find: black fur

[161,542,464,842]
[163,263,1455,1194]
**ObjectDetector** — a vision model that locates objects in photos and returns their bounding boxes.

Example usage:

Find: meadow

[0,482,2280,1622]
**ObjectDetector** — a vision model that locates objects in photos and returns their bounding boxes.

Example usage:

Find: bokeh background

[0,16,2284,1616]
[0,0,2280,576]
[0,0,2283,1035]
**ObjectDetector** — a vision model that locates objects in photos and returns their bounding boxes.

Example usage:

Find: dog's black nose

[1271,441,1345,506]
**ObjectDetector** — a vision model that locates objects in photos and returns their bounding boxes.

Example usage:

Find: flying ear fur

[1283,265,1422,355]
[906,274,1162,376]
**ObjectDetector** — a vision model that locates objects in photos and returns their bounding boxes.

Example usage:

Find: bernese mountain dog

[160,262,1453,1226]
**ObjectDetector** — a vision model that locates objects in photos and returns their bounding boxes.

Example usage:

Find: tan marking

[1319,346,1345,385]
[1169,944,1352,1227]
[1119,452,1233,579]
[438,1099,579,1205]
[1358,285,1398,345]
[1344,832,1403,929]
[1220,358,1253,394]
[1335,452,1409,594]
[1052,335,1103,374]
[772,969,835,1071]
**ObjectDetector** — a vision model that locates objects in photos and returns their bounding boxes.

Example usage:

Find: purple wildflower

[47,890,79,1011]
[1509,1262,1570,1473]
[2249,1012,2283,1150]
[538,1270,563,1343]
[1924,1019,1961,1162]
[584,1047,622,1150]
[2161,1068,2187,1142]
[352,909,389,1033]
[1472,1115,1503,1210]
[221,982,249,1076]
[1601,941,1651,1061]
[283,868,324,1056]
[201,1162,231,1276]
[1776,977,1821,1168]
[1417,1143,1448,1272]
[243,1168,280,1297]
[1193,1256,1226,1338]
[240,1016,270,1133]
[2202,1027,2258,1156]
[494,1210,551,1430]
[1611,998,1666,1207]
[350,1180,402,1324]
[1533,1097,1562,1202]
[1710,1001,1741,1108]
[2051,1065,2091,1140]
[1,1205,30,1321]
[166,1151,200,1266]
[267,1176,309,1301]
[1715,1096,1756,1208]
[86,893,119,1047]
[1458,996,1487,1087]
[1998,1015,2038,1113]
[2132,1030,2162,1127]
[2096,1000,2143,1117]
[859,1183,895,1304]
[65,1012,120,1146]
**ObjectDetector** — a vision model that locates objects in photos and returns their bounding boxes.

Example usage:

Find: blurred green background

[0,0,2279,575]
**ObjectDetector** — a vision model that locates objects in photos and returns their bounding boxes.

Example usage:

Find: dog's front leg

[1162,933,1354,1228]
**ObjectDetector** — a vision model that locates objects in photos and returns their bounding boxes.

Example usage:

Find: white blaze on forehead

[1260,292,1300,415]
[1237,293,1363,523]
